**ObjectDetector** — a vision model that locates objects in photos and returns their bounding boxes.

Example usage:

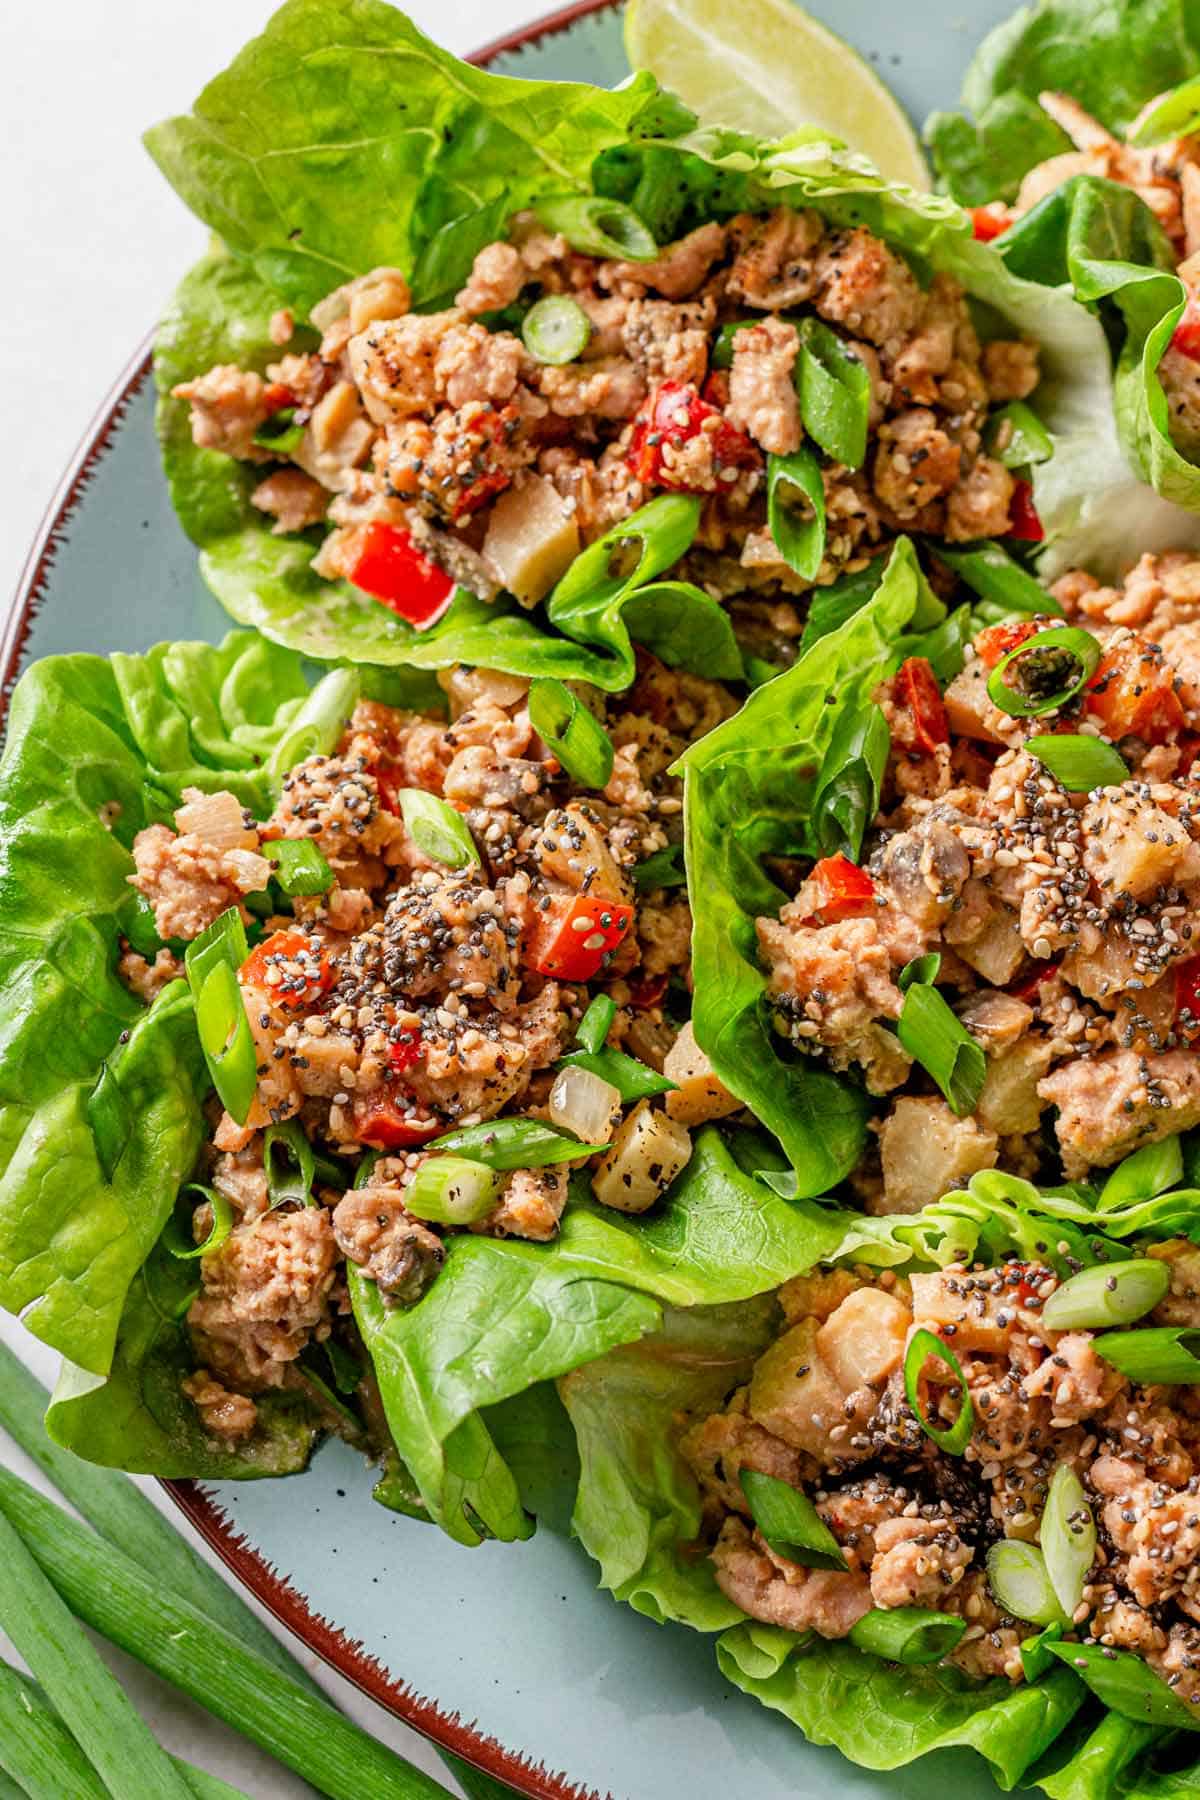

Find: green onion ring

[521,296,592,365]
[848,1606,967,1664]
[528,677,614,789]
[903,1327,974,1455]
[1040,1258,1170,1331]
[164,1182,234,1260]
[986,626,1102,718]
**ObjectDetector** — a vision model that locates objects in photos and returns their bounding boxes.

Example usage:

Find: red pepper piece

[346,523,455,626]
[240,928,334,1011]
[1007,959,1059,1004]
[627,972,668,1010]
[896,656,949,754]
[261,382,296,414]
[970,206,1012,242]
[1172,297,1200,360]
[1008,479,1044,541]
[802,855,876,926]
[627,379,759,492]
[351,1089,442,1150]
[1086,635,1185,743]
[975,619,1040,669]
[1177,956,1200,1039]
[388,1028,424,1075]
[531,893,634,981]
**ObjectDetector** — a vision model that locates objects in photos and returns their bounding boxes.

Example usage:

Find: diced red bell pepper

[1007,479,1044,541]
[240,929,334,1011]
[261,381,296,414]
[451,406,518,518]
[896,656,949,755]
[1007,959,1059,1004]
[530,893,634,981]
[388,1028,424,1075]
[627,379,760,493]
[346,523,455,627]
[1086,635,1185,743]
[802,855,876,926]
[975,618,1039,669]
[1176,955,1200,1040]
[971,206,1012,243]
[1172,297,1200,361]
[627,972,668,1010]
[351,1088,442,1150]
[701,369,731,408]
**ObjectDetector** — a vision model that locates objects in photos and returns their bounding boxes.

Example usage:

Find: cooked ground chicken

[173,207,1037,621]
[682,1260,1200,1708]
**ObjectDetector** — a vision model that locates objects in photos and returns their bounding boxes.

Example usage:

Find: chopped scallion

[557,1046,674,1101]
[934,541,1061,620]
[266,669,359,793]
[264,1119,318,1209]
[264,838,333,896]
[848,1607,966,1664]
[163,1183,233,1260]
[986,1540,1066,1627]
[1039,1259,1170,1331]
[575,995,617,1056]
[896,981,986,1117]
[1092,1324,1200,1384]
[797,319,871,471]
[739,1470,846,1569]
[252,408,305,456]
[429,1117,606,1169]
[811,702,889,861]
[528,677,614,789]
[184,910,257,1125]
[985,626,1102,718]
[766,447,826,582]
[521,296,591,365]
[405,1156,503,1225]
[396,788,480,870]
[534,194,656,261]
[1019,1623,1064,1682]
[985,401,1053,469]
[1025,734,1129,792]
[903,1327,974,1456]
[1043,1639,1200,1731]
[1040,1463,1096,1619]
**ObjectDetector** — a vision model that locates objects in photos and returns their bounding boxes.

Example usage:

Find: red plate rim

[3,5,626,1796]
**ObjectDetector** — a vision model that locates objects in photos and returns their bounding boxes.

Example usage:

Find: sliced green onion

[534,194,656,261]
[252,407,305,457]
[986,1540,1066,1627]
[632,844,685,890]
[396,788,480,869]
[266,667,359,793]
[903,1327,974,1455]
[575,994,617,1056]
[0,1466,456,1798]
[934,541,1061,620]
[739,1470,846,1569]
[405,1155,503,1225]
[429,1117,606,1169]
[899,952,943,991]
[1100,1137,1184,1209]
[1019,1622,1064,1682]
[549,493,700,623]
[87,1062,130,1182]
[0,1504,193,1800]
[1040,1258,1170,1331]
[557,1046,675,1101]
[521,296,591,365]
[810,702,889,861]
[528,677,614,789]
[848,1607,966,1665]
[986,626,1102,718]
[1026,733,1129,792]
[711,319,756,369]
[1128,73,1200,146]
[1092,1325,1200,1384]
[264,1119,317,1209]
[985,401,1053,469]
[896,982,986,1117]
[797,319,871,471]
[184,911,257,1125]
[264,838,333,896]
[1041,1463,1096,1619]
[163,1182,233,1260]
[1044,1640,1200,1732]
[766,447,826,582]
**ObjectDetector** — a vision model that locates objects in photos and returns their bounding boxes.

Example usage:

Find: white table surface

[0,4,550,1794]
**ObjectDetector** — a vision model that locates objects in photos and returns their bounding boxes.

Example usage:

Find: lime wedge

[625,0,930,190]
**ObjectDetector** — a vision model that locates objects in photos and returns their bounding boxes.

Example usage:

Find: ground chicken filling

[122,657,741,1443]
[174,206,1039,660]
[758,551,1200,1214]
[681,1251,1200,1708]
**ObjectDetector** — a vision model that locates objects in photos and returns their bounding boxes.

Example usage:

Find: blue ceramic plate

[8,2,1029,1794]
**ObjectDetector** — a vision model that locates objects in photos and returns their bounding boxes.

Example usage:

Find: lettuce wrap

[144,0,1192,670]
[560,1166,1200,1796]
[927,0,1200,533]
